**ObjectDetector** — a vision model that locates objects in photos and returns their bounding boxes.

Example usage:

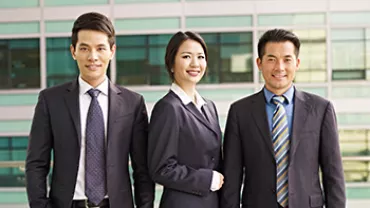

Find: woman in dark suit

[148,31,224,208]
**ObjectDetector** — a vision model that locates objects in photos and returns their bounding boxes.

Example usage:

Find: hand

[219,173,224,189]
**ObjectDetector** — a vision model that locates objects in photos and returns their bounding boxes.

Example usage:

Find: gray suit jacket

[26,79,155,208]
[148,91,223,208]
[220,89,346,208]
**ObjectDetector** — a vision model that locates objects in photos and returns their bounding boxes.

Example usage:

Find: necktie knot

[272,95,285,105]
[87,89,101,98]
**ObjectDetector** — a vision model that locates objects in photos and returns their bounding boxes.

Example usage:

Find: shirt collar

[170,82,206,107]
[78,76,109,96]
[263,85,295,104]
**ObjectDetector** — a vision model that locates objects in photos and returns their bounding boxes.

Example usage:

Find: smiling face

[70,29,116,87]
[257,41,300,95]
[172,39,207,89]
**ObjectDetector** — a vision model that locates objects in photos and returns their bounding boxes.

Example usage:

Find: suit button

[211,157,215,161]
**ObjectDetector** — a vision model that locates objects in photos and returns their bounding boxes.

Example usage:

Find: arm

[148,101,213,196]
[319,101,346,208]
[130,96,155,208]
[25,91,53,208]
[220,105,244,208]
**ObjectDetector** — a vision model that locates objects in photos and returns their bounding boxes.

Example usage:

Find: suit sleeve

[26,91,53,208]
[148,101,213,196]
[319,101,346,208]
[130,95,155,208]
[220,104,244,208]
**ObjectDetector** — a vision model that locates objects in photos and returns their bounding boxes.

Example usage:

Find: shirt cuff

[210,171,221,191]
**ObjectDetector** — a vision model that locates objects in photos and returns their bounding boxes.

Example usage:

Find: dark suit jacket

[220,89,346,208]
[148,91,222,208]
[26,79,155,208]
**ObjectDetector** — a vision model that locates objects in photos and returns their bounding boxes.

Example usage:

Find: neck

[266,83,292,96]
[175,81,196,103]
[82,76,105,88]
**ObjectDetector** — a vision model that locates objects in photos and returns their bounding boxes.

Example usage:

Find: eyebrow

[78,43,108,48]
[180,52,205,55]
[266,54,294,58]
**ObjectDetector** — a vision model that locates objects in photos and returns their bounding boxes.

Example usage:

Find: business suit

[26,79,155,208]
[220,88,346,208]
[148,90,222,208]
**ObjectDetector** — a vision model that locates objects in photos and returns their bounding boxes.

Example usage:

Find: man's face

[257,41,300,95]
[70,29,115,87]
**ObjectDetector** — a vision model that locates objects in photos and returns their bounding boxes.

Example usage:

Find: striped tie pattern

[272,96,290,207]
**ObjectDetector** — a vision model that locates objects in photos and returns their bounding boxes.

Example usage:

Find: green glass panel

[337,113,370,125]
[220,33,252,44]
[115,18,180,30]
[201,33,218,44]
[331,12,370,25]
[331,29,364,41]
[0,0,38,8]
[11,137,28,148]
[116,35,146,47]
[0,22,39,34]
[0,94,38,106]
[117,48,146,61]
[149,34,172,45]
[258,13,325,26]
[0,120,32,133]
[46,37,78,87]
[45,0,108,6]
[186,16,252,28]
[45,21,74,33]
[332,86,370,98]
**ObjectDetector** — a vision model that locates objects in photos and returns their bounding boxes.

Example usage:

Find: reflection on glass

[332,29,367,80]
[46,37,78,87]
[0,39,40,89]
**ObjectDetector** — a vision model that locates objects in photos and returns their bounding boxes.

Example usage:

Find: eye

[98,47,106,51]
[79,47,88,51]
[198,55,205,59]
[267,58,275,62]
[285,58,292,62]
[182,55,191,59]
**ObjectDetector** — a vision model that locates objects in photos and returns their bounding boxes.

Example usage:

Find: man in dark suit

[220,29,346,208]
[25,12,154,208]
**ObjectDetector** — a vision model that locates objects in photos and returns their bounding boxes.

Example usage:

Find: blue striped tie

[272,96,290,207]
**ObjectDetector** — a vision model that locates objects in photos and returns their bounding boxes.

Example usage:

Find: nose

[88,50,98,61]
[190,57,199,67]
[275,59,284,71]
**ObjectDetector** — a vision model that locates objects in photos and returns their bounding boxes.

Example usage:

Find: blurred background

[0,0,369,207]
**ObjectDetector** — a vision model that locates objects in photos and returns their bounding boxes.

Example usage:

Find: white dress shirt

[73,76,109,200]
[170,83,222,192]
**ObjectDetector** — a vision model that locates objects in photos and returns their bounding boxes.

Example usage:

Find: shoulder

[295,90,330,107]
[114,84,144,102]
[230,91,263,110]
[39,81,74,97]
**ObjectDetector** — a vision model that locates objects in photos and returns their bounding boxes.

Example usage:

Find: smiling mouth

[273,74,286,79]
[187,70,201,77]
[86,65,102,70]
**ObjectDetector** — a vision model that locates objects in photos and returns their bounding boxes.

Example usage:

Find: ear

[70,44,76,60]
[256,57,262,71]
[110,44,117,60]
[296,58,300,70]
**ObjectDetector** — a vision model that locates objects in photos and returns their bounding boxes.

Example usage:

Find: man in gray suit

[26,12,154,208]
[220,29,346,208]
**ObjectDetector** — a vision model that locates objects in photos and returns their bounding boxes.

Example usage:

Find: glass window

[0,137,28,187]
[116,32,253,85]
[331,29,367,80]
[0,39,40,89]
[46,38,78,87]
[293,29,327,83]
[258,13,325,26]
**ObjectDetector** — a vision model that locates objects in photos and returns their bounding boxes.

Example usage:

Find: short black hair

[165,31,208,81]
[71,12,115,49]
[258,29,300,59]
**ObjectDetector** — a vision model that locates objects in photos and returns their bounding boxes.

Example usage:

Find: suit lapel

[202,103,222,139]
[289,90,311,165]
[64,79,82,146]
[251,91,275,158]
[107,82,124,143]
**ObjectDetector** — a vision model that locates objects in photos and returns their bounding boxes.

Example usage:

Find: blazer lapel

[289,90,311,165]
[251,91,275,159]
[64,79,82,146]
[202,103,222,139]
[107,82,124,143]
